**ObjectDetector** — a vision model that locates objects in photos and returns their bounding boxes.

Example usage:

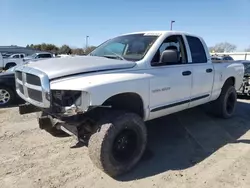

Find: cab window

[186,36,207,63]
[151,35,188,66]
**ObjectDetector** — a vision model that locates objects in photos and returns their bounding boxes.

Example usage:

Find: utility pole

[170,20,175,30]
[86,35,89,49]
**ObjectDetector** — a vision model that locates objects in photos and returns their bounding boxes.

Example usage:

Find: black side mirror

[160,50,179,65]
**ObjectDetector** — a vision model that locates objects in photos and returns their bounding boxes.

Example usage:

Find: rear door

[185,35,214,108]
[149,34,192,120]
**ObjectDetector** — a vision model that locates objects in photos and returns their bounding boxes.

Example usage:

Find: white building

[210,52,250,61]
[0,46,42,56]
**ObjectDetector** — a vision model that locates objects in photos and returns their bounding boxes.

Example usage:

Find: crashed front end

[14,66,91,118]
[237,75,250,96]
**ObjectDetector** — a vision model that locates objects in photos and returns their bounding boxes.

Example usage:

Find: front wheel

[88,111,147,177]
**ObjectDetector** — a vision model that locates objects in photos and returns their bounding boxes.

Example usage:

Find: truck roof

[121,30,199,38]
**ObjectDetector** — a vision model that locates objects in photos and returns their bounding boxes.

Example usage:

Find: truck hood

[25,56,136,79]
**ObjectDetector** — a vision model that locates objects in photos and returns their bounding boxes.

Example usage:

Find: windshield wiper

[103,50,125,60]
[102,54,124,60]
[89,50,125,60]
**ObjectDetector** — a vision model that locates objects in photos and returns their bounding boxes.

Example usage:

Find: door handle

[206,68,213,73]
[182,71,192,76]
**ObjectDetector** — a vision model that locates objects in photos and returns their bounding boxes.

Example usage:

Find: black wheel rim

[226,92,236,114]
[112,129,138,163]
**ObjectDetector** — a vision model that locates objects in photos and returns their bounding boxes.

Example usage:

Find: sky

[1,0,250,51]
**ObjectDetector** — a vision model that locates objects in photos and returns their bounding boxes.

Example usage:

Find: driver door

[149,35,193,120]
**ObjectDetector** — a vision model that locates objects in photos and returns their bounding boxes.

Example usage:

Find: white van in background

[23,52,54,63]
[8,53,26,59]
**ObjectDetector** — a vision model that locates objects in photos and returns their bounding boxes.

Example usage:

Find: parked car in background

[1,53,12,58]
[16,31,244,177]
[211,54,250,97]
[8,53,26,59]
[23,52,54,63]
[211,54,234,61]
[0,65,24,107]
[0,53,24,70]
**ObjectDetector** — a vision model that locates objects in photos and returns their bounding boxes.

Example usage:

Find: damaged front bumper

[18,102,99,143]
[19,103,42,115]
[18,89,92,116]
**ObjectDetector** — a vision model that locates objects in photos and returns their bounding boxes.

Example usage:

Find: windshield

[89,33,159,61]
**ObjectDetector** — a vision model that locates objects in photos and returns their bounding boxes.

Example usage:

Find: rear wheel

[210,84,237,118]
[88,111,147,177]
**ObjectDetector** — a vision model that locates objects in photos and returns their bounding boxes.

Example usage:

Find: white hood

[25,56,136,79]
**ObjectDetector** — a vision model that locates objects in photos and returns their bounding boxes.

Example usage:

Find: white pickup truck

[15,31,244,177]
[0,53,24,70]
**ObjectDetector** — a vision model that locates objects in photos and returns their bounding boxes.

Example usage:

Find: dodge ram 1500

[14,31,244,177]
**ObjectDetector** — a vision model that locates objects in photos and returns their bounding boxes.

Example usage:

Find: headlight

[45,91,51,101]
[52,90,82,107]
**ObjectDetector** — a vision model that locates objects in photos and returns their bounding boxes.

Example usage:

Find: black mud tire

[88,111,147,178]
[210,84,237,119]
[37,112,69,137]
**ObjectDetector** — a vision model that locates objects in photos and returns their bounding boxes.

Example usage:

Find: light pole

[86,35,89,49]
[170,20,175,30]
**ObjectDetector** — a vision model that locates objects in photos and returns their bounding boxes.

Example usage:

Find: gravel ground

[0,99,250,188]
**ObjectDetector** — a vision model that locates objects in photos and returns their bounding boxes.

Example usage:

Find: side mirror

[160,50,179,65]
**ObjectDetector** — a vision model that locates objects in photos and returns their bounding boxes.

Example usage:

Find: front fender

[50,72,151,116]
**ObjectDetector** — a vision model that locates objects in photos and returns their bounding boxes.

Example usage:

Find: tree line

[209,42,250,53]
[26,42,250,54]
[26,43,97,55]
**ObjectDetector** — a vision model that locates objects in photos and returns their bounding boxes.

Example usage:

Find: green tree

[59,45,72,54]
[26,43,59,54]
[33,44,42,51]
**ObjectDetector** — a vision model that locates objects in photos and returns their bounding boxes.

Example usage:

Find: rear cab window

[186,36,207,63]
